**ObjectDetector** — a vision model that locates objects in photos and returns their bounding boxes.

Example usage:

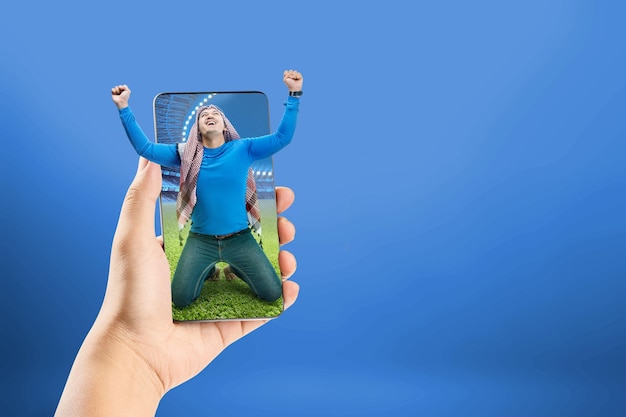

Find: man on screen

[111,70,303,308]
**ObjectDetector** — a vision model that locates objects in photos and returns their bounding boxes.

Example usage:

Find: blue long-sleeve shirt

[119,96,299,235]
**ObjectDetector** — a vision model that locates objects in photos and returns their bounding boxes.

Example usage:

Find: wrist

[288,91,303,97]
[55,325,164,416]
[116,101,129,110]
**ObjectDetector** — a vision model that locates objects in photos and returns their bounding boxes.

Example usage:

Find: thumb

[113,157,162,248]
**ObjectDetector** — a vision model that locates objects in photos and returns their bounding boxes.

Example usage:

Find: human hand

[283,70,303,92]
[111,84,131,109]
[54,158,299,416]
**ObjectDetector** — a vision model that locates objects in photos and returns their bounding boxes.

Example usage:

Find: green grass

[161,201,283,321]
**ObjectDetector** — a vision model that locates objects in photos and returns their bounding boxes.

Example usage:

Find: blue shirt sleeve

[245,95,300,160]
[119,107,180,167]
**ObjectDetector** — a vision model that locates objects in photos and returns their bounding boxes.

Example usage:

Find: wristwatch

[289,91,303,97]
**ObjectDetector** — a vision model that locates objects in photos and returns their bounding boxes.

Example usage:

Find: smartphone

[153,91,283,322]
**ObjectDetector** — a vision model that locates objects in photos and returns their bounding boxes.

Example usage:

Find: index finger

[275,186,295,215]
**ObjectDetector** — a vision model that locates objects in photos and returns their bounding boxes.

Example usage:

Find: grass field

[161,200,283,321]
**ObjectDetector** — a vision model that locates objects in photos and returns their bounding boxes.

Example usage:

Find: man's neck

[201,133,225,149]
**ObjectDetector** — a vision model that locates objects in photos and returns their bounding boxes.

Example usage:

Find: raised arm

[112,85,180,168]
[247,70,303,160]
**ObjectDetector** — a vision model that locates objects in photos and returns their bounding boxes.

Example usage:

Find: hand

[111,84,131,109]
[283,69,303,92]
[55,158,299,416]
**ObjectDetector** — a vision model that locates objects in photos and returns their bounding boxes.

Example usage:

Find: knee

[171,280,199,308]
[172,292,195,308]
[258,283,282,303]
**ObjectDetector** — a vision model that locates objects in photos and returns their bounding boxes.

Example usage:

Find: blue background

[1,1,625,416]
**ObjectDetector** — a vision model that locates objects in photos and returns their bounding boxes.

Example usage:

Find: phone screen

[153,91,283,322]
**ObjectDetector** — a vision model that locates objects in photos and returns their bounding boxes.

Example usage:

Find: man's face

[198,107,226,137]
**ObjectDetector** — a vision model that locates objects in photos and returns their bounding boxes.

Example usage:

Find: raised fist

[283,70,303,92]
[111,84,131,109]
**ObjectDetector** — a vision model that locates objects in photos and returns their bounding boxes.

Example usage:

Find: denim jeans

[171,228,282,307]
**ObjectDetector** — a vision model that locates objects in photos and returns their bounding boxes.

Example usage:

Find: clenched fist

[283,70,303,93]
[111,84,131,109]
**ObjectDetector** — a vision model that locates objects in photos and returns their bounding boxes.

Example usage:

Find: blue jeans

[171,228,282,307]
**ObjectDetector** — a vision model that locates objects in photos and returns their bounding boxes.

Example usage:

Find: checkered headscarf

[177,105,262,236]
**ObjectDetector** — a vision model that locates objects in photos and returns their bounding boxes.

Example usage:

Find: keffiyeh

[177,105,262,237]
